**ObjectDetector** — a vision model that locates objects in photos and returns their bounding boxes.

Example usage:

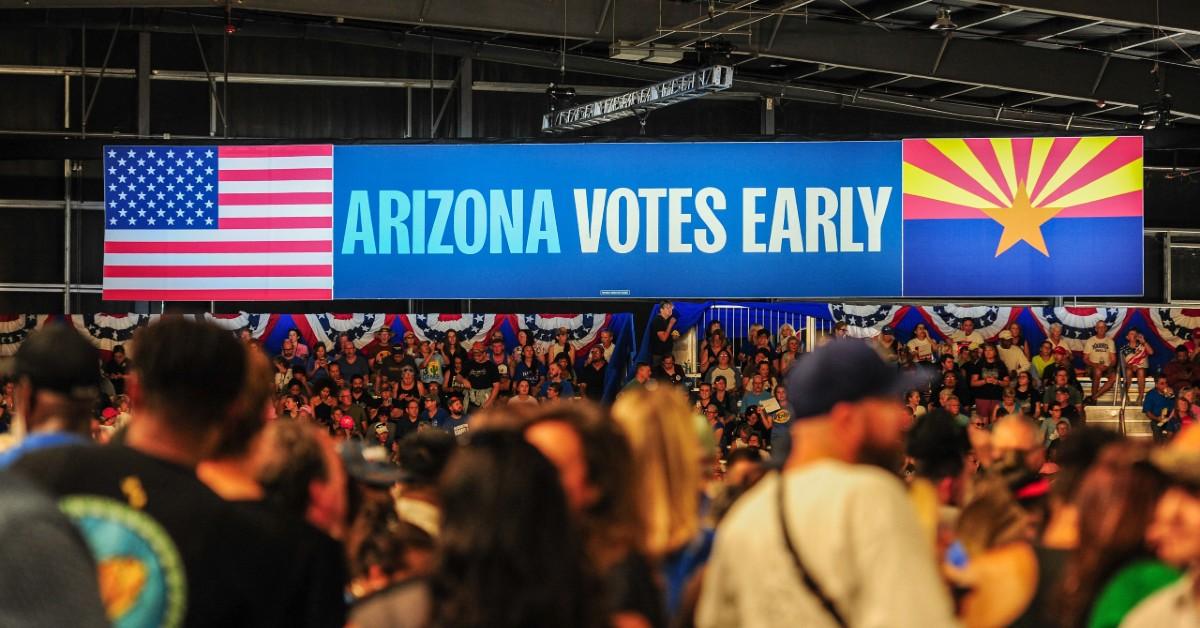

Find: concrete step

[1077,376,1155,405]
[1084,405,1153,435]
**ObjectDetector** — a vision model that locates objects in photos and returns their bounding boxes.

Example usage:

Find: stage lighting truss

[541,65,734,134]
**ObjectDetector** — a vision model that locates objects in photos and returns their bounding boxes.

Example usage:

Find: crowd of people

[3,311,1200,627]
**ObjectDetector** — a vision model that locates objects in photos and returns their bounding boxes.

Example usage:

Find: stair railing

[1116,357,1128,435]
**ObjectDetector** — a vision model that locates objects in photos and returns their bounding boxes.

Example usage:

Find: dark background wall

[1,9,1197,314]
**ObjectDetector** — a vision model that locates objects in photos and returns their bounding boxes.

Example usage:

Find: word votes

[340,186,893,255]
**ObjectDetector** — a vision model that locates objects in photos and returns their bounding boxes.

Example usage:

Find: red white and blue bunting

[516,313,611,354]
[827,305,908,338]
[1145,308,1200,349]
[405,314,504,348]
[296,314,387,351]
[1027,307,1131,353]
[916,305,1019,341]
[70,314,156,354]
[0,315,46,357]
[7,308,1200,373]
[194,312,274,339]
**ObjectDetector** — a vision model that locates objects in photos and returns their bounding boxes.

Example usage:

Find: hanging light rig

[541,65,733,134]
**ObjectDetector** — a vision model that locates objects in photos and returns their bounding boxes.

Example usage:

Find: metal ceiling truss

[962,0,1200,36]
[1,0,1195,125]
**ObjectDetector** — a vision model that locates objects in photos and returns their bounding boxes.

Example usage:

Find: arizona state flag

[902,136,1143,297]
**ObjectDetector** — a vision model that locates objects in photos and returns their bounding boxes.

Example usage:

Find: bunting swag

[70,314,157,355]
[405,314,506,348]
[916,305,1019,341]
[0,315,45,357]
[295,314,387,351]
[516,314,611,356]
[827,305,909,338]
[196,313,275,339]
[1027,307,1132,353]
[1146,308,1200,348]
[13,308,1200,383]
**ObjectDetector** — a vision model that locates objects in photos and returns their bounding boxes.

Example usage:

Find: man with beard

[577,346,608,402]
[697,340,956,628]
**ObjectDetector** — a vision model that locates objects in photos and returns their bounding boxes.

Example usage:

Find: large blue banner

[101,137,1144,301]
[333,142,904,298]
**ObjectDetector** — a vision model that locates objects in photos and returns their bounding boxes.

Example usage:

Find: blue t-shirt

[661,528,714,620]
[436,414,471,440]
[742,391,772,410]
[512,361,545,387]
[335,355,370,380]
[1143,390,1174,421]
[540,379,575,398]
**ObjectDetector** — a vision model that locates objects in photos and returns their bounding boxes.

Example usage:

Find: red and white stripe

[102,144,334,301]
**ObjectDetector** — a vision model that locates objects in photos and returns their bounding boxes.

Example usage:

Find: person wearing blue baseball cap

[696,339,957,628]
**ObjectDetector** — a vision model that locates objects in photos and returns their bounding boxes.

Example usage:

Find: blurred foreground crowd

[2,317,1200,628]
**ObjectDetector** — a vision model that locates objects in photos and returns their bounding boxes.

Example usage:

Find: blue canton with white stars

[104,146,218,229]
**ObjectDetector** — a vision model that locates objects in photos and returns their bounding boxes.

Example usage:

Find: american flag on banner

[102,145,334,301]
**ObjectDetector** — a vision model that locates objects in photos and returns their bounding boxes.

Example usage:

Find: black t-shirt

[578,362,608,400]
[351,389,379,409]
[382,355,418,383]
[604,551,666,628]
[12,445,298,628]
[966,359,1009,400]
[392,416,422,442]
[444,345,470,367]
[753,346,777,364]
[395,380,422,405]
[650,315,675,357]
[104,358,130,395]
[464,360,500,390]
[314,402,333,426]
[231,500,348,628]
[655,366,685,387]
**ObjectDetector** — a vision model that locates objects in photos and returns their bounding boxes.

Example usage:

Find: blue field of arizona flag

[902,136,1144,297]
[102,145,334,301]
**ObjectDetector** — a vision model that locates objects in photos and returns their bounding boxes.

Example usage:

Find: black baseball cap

[785,339,931,421]
[14,324,101,401]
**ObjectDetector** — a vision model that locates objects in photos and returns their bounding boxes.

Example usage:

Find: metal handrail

[1116,358,1129,435]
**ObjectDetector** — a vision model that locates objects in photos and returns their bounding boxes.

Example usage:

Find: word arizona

[341,189,562,255]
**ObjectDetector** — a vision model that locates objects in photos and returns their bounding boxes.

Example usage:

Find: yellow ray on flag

[1025,137,1054,190]
[1032,136,1117,206]
[926,139,1013,206]
[1049,158,1143,208]
[991,138,1018,197]
[903,162,996,210]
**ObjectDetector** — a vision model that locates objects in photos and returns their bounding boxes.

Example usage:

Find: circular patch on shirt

[773,410,791,424]
[60,495,186,628]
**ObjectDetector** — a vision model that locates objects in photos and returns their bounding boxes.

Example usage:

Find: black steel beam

[137,30,150,136]
[457,56,472,138]
[862,0,933,21]
[0,6,1166,125]
[758,18,1200,117]
[965,0,1200,36]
